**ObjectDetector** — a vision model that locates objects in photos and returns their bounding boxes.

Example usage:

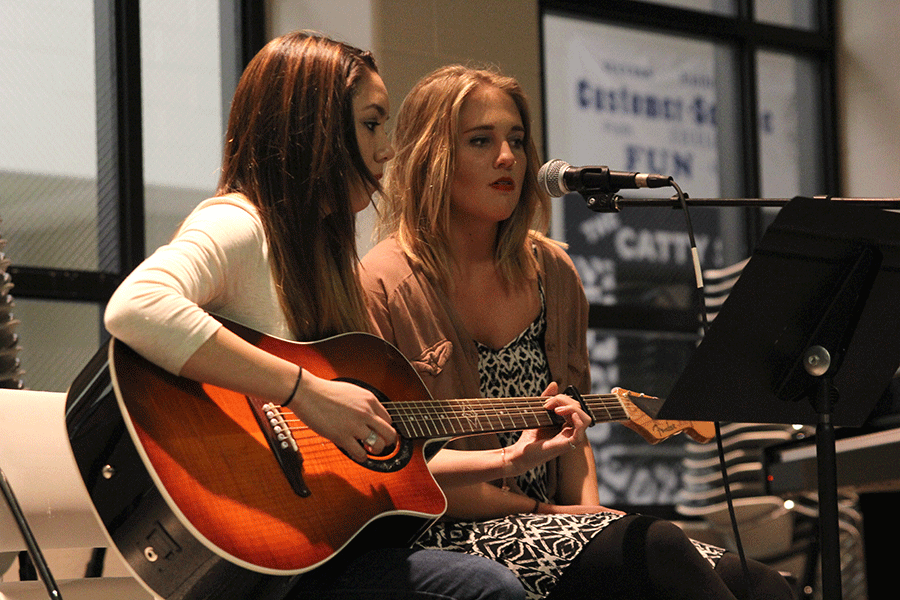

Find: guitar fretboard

[384,395,628,440]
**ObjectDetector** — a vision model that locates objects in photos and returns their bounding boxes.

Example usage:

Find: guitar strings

[274,396,630,440]
[270,392,697,451]
[275,397,630,423]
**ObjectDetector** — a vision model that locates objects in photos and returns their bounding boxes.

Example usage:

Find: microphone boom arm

[571,192,900,212]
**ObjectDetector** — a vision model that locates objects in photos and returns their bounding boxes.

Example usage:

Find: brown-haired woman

[361,64,796,600]
[105,33,525,600]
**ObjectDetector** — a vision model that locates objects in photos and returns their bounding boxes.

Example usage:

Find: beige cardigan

[360,236,591,498]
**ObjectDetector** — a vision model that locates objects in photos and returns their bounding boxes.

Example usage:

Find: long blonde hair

[377,65,551,291]
[217,31,376,338]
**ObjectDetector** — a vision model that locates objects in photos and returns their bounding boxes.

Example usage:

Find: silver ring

[364,431,378,447]
[568,441,577,450]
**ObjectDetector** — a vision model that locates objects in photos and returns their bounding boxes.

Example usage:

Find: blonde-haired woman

[362,65,795,600]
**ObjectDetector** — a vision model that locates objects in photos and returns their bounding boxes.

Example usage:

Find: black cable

[669,177,753,595]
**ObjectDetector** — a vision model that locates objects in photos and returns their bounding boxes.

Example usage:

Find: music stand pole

[816,384,842,599]
[805,347,842,600]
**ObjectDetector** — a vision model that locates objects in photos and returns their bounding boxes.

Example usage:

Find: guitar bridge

[248,397,311,497]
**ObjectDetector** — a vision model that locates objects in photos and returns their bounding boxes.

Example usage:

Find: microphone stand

[573,192,900,212]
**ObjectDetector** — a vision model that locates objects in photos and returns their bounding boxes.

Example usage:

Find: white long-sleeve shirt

[104,194,292,375]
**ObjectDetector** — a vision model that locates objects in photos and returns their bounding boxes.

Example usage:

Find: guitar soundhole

[359,439,413,473]
[368,441,399,458]
[334,377,414,473]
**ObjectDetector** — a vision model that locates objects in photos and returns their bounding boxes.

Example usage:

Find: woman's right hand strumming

[289,372,397,462]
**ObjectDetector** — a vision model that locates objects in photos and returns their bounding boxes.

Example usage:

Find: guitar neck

[386,394,626,440]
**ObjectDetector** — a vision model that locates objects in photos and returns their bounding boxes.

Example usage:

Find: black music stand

[650,196,900,600]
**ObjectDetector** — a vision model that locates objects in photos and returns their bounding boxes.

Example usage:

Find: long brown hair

[217,31,376,339]
[377,64,551,291]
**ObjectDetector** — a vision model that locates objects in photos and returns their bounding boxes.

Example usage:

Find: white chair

[0,389,157,600]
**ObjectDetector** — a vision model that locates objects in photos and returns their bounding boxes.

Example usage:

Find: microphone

[537,159,671,197]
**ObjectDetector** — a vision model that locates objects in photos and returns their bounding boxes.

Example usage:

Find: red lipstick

[491,177,515,192]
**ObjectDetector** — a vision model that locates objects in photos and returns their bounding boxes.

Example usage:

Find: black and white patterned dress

[413,286,724,599]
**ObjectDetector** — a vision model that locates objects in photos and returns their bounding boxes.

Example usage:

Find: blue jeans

[287,547,525,600]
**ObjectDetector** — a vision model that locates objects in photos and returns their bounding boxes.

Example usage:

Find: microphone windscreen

[537,159,569,197]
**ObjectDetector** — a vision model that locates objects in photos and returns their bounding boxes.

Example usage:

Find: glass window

[757,50,824,198]
[0,3,102,391]
[0,3,98,271]
[755,0,817,30]
[141,0,225,254]
[543,14,747,312]
[651,0,735,15]
[13,299,102,392]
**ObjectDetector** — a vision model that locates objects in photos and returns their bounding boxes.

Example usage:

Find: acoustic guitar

[65,319,712,600]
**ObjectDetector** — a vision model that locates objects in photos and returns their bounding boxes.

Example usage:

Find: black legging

[547,515,796,600]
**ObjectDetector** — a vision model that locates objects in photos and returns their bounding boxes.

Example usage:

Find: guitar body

[65,326,446,600]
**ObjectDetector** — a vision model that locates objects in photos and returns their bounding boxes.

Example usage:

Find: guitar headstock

[612,387,714,445]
